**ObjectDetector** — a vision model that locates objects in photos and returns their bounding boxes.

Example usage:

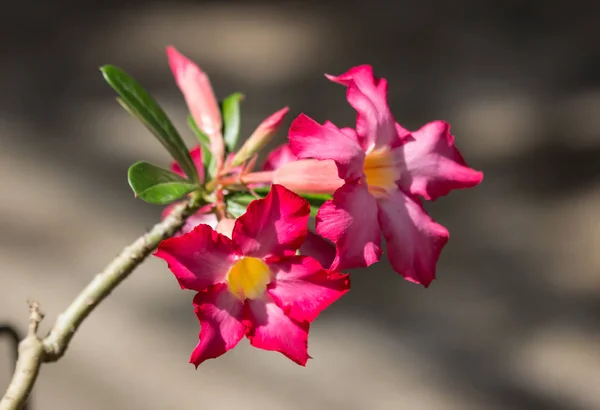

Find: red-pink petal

[288,113,365,181]
[377,189,449,287]
[232,184,309,258]
[171,145,204,183]
[273,159,344,195]
[166,46,224,162]
[316,183,382,270]
[155,224,235,291]
[246,296,310,366]
[326,65,397,151]
[398,121,484,200]
[298,231,336,269]
[162,203,217,237]
[190,284,246,367]
[263,143,297,171]
[267,255,349,323]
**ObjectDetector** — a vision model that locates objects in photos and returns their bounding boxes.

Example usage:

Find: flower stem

[0,192,205,410]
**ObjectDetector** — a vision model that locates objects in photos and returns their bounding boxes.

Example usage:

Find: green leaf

[252,186,331,206]
[101,65,198,183]
[228,190,322,218]
[226,198,251,218]
[187,115,217,178]
[128,161,199,205]
[221,93,244,152]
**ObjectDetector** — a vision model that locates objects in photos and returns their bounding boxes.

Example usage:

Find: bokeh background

[1,1,599,409]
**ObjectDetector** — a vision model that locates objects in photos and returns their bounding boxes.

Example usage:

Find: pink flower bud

[167,46,224,163]
[233,107,289,166]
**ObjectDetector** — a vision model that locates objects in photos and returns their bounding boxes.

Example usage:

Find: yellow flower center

[226,257,272,300]
[363,148,399,197]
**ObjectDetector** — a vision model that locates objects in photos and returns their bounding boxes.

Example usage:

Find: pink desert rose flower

[289,65,483,287]
[167,46,224,164]
[155,184,350,366]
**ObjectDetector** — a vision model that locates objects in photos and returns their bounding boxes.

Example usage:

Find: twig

[0,192,204,410]
[0,325,30,410]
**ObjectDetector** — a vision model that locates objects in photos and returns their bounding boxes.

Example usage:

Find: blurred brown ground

[1,1,600,409]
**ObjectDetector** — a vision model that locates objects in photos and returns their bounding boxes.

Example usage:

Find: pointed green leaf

[226,197,251,218]
[221,93,244,152]
[187,115,217,177]
[252,186,330,207]
[128,161,199,205]
[101,65,198,183]
[228,189,321,218]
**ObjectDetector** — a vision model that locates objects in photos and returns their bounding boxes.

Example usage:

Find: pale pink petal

[298,231,336,269]
[171,145,204,183]
[273,159,344,195]
[190,284,246,367]
[326,65,397,151]
[215,218,236,239]
[232,184,309,258]
[288,113,365,181]
[267,255,349,323]
[263,143,297,171]
[167,46,224,162]
[316,183,382,270]
[162,203,217,236]
[155,224,235,291]
[397,121,484,200]
[377,189,449,287]
[246,296,310,366]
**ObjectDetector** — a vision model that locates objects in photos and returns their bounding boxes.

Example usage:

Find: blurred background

[1,0,599,409]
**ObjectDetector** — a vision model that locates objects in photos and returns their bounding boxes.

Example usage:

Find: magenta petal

[155,224,235,291]
[171,145,204,183]
[316,183,382,270]
[399,121,484,200]
[298,231,336,269]
[263,143,297,171]
[327,65,397,152]
[190,284,246,367]
[377,190,449,287]
[246,296,310,366]
[232,184,310,258]
[288,113,365,181]
[267,255,349,323]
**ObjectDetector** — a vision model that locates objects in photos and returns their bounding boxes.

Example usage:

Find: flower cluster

[149,48,482,366]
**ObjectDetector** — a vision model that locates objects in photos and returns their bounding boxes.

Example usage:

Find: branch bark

[0,192,204,410]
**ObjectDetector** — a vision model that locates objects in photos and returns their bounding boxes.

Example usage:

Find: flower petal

[398,121,484,200]
[155,224,235,291]
[298,231,336,269]
[326,65,397,151]
[246,296,310,366]
[263,143,297,171]
[316,183,382,270]
[190,284,246,367]
[167,46,224,162]
[267,255,349,323]
[232,184,310,258]
[288,113,365,181]
[273,159,344,195]
[171,145,204,183]
[215,218,236,239]
[161,203,217,236]
[377,189,449,287]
